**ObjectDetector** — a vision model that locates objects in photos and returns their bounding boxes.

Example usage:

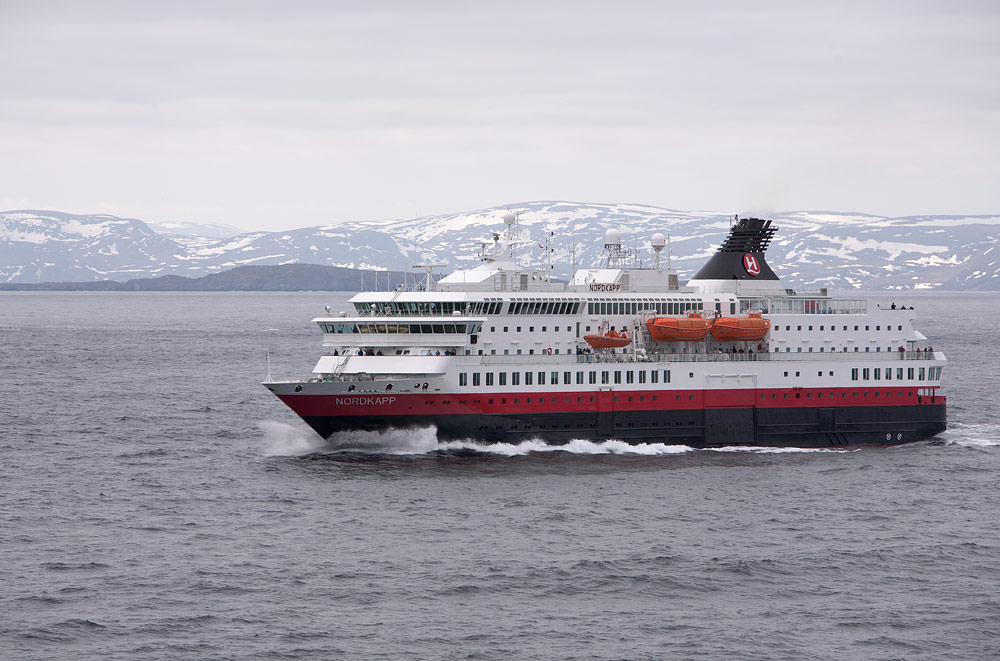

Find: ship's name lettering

[589,283,622,291]
[336,396,397,406]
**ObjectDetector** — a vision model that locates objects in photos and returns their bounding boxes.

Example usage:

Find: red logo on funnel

[743,253,760,276]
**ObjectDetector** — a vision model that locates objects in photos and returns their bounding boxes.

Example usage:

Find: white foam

[324,426,441,454]
[941,424,1000,447]
[438,438,695,456]
[259,421,327,456]
[259,423,877,457]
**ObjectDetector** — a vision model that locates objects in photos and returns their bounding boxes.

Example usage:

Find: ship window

[639,371,646,384]
[897,368,903,380]
[808,326,813,331]
[512,372,520,385]
[863,368,870,380]
[854,347,859,352]
[626,371,634,384]
[874,368,880,381]
[797,326,802,331]
[503,327,508,332]
[865,326,870,331]
[885,368,892,381]
[651,371,659,384]
[459,373,468,386]
[564,372,572,384]
[919,367,926,381]
[499,373,507,386]
[489,326,495,333]
[820,326,824,331]
[898,325,902,331]
[589,371,597,384]
[796,371,800,377]
[577,372,584,384]
[818,371,822,377]
[689,394,694,401]
[529,349,534,355]
[865,347,870,352]
[614,371,622,384]
[908,368,914,380]
[529,327,534,332]
[666,370,671,383]
[785,326,790,331]
[551,372,559,384]
[432,324,444,333]
[784,372,788,377]
[525,372,533,385]
[538,371,546,385]
[601,371,610,384]
[517,327,521,332]
[876,326,880,331]
[542,326,547,332]
[486,373,494,386]
[855,326,859,331]
[473,373,481,386]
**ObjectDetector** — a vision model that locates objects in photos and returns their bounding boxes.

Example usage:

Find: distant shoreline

[0,263,411,292]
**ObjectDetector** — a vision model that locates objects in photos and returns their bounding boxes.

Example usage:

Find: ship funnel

[691,217,779,281]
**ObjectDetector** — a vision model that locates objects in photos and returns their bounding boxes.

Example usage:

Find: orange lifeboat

[646,313,712,342]
[584,327,631,349]
[710,312,770,341]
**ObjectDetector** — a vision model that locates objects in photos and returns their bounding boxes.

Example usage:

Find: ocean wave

[940,422,1000,447]
[261,422,859,457]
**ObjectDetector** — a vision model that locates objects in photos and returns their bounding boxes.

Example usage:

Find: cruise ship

[264,215,946,448]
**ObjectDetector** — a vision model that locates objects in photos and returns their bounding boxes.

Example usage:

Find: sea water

[1,291,998,660]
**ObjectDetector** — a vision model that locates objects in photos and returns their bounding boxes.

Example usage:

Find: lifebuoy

[546,347,552,355]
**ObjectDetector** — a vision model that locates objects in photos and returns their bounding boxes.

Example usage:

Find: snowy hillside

[1,204,999,289]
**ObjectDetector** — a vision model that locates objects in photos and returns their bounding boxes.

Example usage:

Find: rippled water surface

[2,291,999,660]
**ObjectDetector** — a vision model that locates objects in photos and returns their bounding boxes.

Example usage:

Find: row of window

[774,324,904,332]
[459,369,674,387]
[851,366,942,381]
[775,346,905,353]
[586,300,728,316]
[321,322,483,334]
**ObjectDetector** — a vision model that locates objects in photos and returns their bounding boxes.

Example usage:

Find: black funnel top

[691,217,780,281]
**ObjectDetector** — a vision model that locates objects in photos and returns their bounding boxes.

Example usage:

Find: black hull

[303,403,947,449]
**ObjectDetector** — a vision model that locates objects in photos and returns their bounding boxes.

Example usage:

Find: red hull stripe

[279,387,945,418]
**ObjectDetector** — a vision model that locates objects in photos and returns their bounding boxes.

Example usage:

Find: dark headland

[0,264,412,292]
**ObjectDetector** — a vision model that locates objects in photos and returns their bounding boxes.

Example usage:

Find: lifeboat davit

[710,312,770,341]
[646,313,712,342]
[584,329,631,349]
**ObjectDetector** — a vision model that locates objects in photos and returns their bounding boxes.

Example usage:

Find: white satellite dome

[502,212,516,225]
[604,228,622,246]
[650,233,666,252]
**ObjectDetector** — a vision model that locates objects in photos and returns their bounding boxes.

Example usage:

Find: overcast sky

[1,1,998,231]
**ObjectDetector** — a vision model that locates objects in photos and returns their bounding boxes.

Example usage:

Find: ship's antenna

[266,351,272,382]
[571,237,576,277]
[667,234,672,270]
[413,263,446,292]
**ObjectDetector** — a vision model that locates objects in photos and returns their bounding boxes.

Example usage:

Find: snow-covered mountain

[2,203,999,289]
